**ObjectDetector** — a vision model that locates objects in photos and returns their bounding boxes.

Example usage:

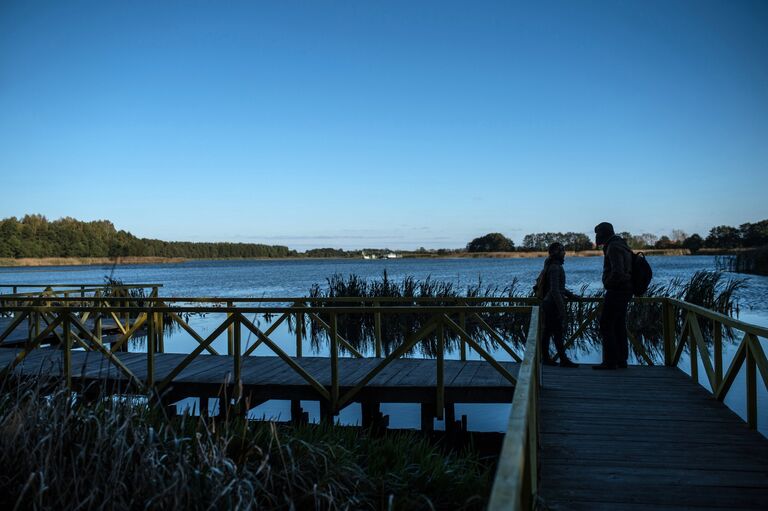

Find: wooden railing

[0,283,162,298]
[0,296,533,418]
[488,296,767,509]
[487,306,540,511]
[663,298,768,429]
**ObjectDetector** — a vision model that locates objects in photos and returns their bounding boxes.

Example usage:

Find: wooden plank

[539,364,768,511]
[449,361,484,387]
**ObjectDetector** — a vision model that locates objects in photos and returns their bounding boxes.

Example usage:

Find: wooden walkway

[0,348,518,404]
[538,366,768,510]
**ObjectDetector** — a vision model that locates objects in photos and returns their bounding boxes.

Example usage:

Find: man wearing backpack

[593,222,633,370]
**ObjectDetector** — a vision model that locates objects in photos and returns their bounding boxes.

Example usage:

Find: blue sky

[1,0,766,249]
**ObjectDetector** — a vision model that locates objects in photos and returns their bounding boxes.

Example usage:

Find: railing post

[146,310,155,388]
[374,300,382,358]
[746,341,757,429]
[33,310,40,342]
[713,319,723,388]
[63,313,72,390]
[233,313,242,409]
[95,305,103,346]
[662,299,674,367]
[227,301,234,355]
[437,318,445,420]
[330,312,339,414]
[689,317,698,384]
[295,301,303,358]
[460,307,467,362]
[156,307,164,353]
[121,288,129,333]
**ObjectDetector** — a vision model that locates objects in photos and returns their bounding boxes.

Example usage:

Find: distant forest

[1,215,766,259]
[0,215,294,258]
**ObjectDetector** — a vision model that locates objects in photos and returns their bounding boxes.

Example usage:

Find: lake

[1,255,767,433]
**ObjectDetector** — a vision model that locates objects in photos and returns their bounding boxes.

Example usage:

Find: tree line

[0,215,293,259]
[2,214,766,259]
[466,219,768,254]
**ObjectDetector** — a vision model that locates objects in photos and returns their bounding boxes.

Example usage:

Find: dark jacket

[543,260,577,317]
[602,235,633,292]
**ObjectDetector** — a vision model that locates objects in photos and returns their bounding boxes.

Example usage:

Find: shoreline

[0,248,698,268]
[0,257,188,268]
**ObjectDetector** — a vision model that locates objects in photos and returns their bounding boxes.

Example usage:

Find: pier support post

[361,401,389,430]
[291,400,308,424]
[445,402,458,433]
[420,402,435,432]
[320,401,336,424]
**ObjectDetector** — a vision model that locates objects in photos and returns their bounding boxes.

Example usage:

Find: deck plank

[538,365,768,511]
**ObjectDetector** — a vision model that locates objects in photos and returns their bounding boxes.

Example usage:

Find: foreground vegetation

[0,381,491,511]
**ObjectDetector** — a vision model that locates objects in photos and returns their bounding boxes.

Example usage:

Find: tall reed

[304,271,745,362]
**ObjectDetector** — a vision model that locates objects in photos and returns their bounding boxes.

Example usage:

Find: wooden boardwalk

[538,366,768,510]
[0,348,518,404]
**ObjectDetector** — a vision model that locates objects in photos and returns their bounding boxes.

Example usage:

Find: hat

[594,222,615,246]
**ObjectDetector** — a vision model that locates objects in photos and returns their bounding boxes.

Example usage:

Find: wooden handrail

[488,306,540,511]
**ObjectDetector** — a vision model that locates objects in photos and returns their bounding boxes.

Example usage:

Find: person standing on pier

[593,222,633,369]
[539,242,579,367]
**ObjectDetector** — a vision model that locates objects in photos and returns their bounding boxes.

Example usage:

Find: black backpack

[630,251,652,296]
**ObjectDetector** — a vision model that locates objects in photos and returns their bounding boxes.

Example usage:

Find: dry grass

[0,380,492,510]
[0,257,186,267]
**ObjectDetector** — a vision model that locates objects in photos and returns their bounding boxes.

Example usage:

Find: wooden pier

[1,289,767,509]
[487,298,768,511]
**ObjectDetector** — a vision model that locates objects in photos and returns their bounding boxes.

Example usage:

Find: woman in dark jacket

[540,242,579,367]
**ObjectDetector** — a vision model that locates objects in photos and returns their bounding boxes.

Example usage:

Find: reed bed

[0,379,491,511]
[304,270,745,362]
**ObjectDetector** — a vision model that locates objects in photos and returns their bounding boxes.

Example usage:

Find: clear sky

[1,0,766,250]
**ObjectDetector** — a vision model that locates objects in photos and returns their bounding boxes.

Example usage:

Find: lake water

[1,255,767,433]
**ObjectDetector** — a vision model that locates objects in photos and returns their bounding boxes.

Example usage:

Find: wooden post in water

[445,402,457,433]
[420,402,435,431]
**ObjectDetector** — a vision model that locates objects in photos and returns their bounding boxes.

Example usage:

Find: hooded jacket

[602,235,633,292]
[543,258,577,318]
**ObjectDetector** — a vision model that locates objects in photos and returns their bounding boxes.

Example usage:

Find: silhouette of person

[540,242,579,367]
[593,222,633,369]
